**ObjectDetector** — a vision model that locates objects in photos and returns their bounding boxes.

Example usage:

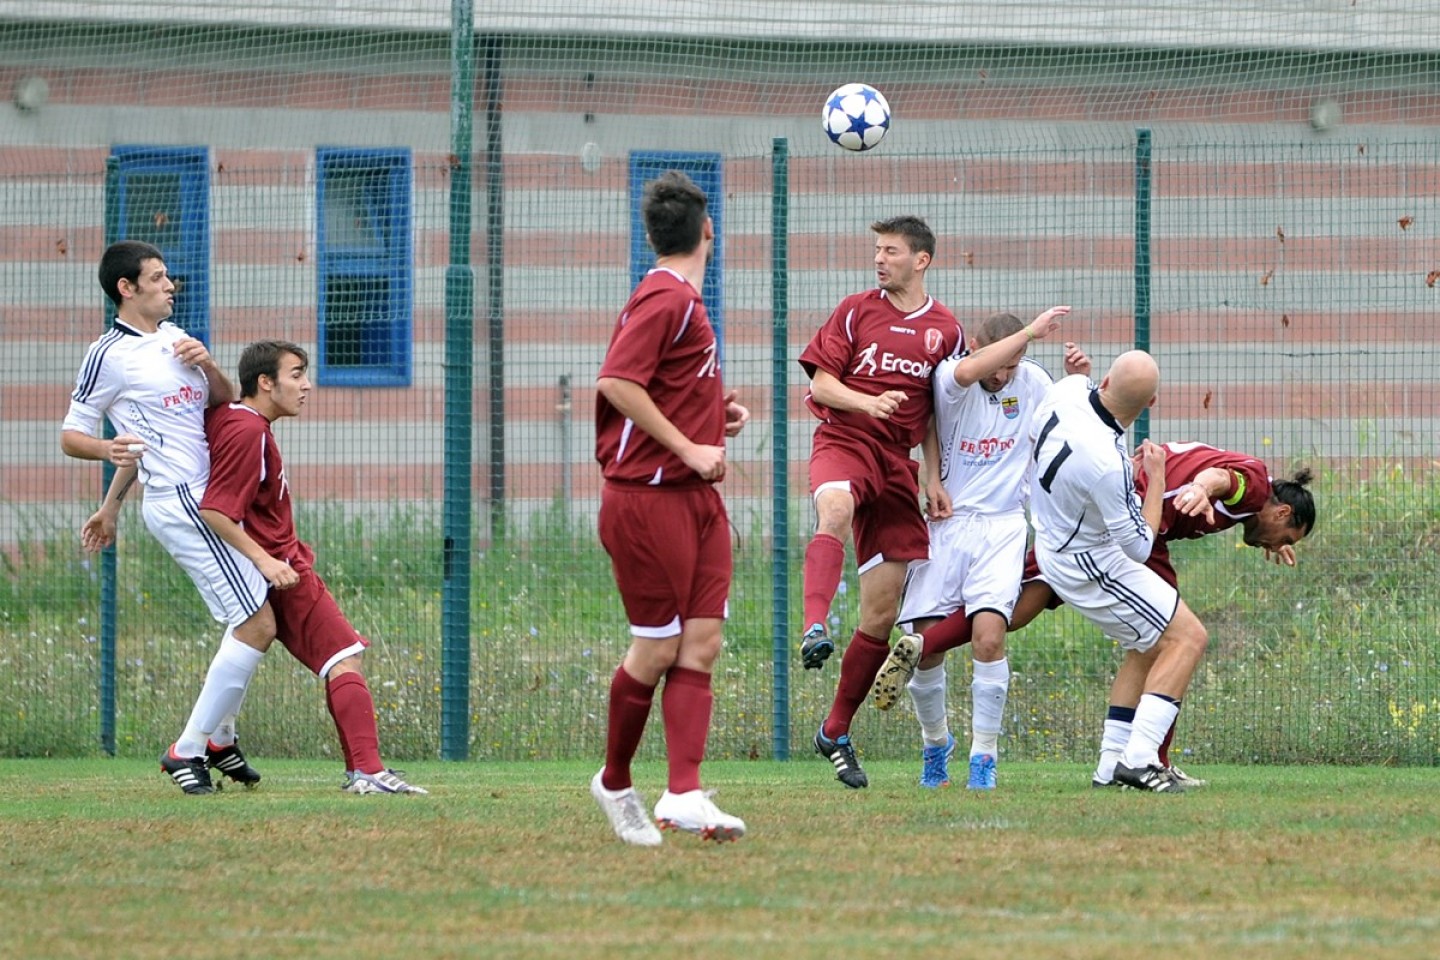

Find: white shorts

[141,482,268,627]
[898,511,1028,627]
[1035,544,1178,651]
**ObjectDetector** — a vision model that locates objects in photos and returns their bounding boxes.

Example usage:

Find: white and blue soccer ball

[822,83,891,152]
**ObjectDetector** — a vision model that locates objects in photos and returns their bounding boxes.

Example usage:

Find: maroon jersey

[201,403,315,571]
[596,268,726,486]
[1137,441,1273,542]
[799,289,964,449]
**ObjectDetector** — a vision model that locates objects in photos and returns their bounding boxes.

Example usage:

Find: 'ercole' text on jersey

[852,341,934,380]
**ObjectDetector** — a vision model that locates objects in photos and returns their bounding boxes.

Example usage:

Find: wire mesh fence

[2,4,1438,765]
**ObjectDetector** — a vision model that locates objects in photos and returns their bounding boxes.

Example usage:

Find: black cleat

[206,740,261,788]
[1113,761,1186,794]
[800,623,834,670]
[814,727,868,789]
[160,746,215,795]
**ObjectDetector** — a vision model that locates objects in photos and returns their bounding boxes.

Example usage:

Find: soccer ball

[822,83,891,152]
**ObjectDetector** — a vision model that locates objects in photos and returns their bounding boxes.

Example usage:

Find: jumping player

[798,214,1066,789]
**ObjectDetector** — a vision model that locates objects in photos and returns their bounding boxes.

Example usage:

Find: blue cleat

[919,733,956,788]
[967,752,997,791]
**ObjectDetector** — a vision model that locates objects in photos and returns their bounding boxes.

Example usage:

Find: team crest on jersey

[1001,396,1020,420]
[924,328,944,354]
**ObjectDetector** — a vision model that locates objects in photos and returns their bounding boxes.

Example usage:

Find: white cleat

[654,788,746,842]
[343,769,429,795]
[1166,764,1208,789]
[591,769,663,847]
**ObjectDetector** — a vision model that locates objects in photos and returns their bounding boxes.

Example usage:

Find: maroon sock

[661,666,712,794]
[327,671,383,775]
[822,630,891,738]
[802,533,846,631]
[921,609,973,657]
[1158,717,1177,767]
[602,664,656,791]
[324,680,355,771]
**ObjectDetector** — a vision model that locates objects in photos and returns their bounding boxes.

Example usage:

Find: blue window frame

[628,152,723,356]
[316,148,413,387]
[109,146,211,344]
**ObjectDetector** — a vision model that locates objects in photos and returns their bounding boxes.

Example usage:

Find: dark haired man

[199,339,425,795]
[591,171,751,844]
[68,239,274,795]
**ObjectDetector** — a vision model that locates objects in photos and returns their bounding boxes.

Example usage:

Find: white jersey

[932,355,1054,516]
[62,320,213,490]
[1029,374,1154,563]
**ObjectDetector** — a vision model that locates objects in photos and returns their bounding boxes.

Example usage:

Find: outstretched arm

[951,305,1071,387]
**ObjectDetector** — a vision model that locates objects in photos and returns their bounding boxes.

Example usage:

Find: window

[316,148,413,386]
[109,146,211,343]
[628,152,724,355]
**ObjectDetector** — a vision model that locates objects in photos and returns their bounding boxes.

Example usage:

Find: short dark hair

[1273,467,1317,535]
[975,312,1023,347]
[238,339,308,398]
[98,240,165,307]
[870,215,936,260]
[642,170,708,257]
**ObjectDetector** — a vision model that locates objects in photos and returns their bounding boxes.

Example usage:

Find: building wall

[2,19,1437,542]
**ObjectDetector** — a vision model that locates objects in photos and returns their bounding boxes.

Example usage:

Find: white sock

[970,656,1009,758]
[907,664,950,746]
[1121,695,1181,770]
[1095,718,1132,783]
[174,631,265,758]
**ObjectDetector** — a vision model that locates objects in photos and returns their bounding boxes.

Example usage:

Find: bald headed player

[1029,351,1212,793]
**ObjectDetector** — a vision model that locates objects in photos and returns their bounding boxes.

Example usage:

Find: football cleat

[591,770,663,847]
[919,733,956,789]
[206,740,261,788]
[160,746,215,795]
[967,753,997,791]
[654,789,746,842]
[814,727,868,789]
[1166,764,1208,788]
[1113,761,1186,794]
[800,623,834,670]
[870,632,922,711]
[343,768,429,795]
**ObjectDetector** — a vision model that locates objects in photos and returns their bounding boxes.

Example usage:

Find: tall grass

[3,465,1438,765]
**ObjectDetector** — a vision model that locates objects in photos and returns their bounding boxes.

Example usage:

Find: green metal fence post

[484,34,506,544]
[771,138,790,760]
[1134,127,1152,444]
[99,155,119,757]
[441,0,476,761]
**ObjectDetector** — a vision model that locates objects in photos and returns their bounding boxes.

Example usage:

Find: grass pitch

[2,759,1438,959]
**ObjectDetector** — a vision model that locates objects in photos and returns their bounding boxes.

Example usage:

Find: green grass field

[3,758,1438,959]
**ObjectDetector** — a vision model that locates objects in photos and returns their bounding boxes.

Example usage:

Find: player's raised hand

[1062,341,1092,377]
[863,389,908,420]
[722,389,750,438]
[1026,305,1071,342]
[1137,438,1166,485]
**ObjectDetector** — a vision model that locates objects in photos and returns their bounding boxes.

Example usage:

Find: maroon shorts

[598,482,732,635]
[270,566,369,676]
[809,425,928,567]
[1021,541,1179,612]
